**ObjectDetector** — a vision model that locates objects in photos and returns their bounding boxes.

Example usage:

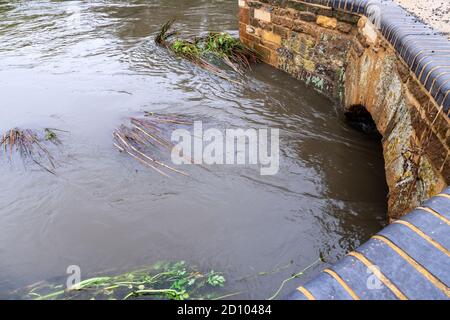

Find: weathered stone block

[247,0,263,9]
[286,1,333,17]
[261,40,279,50]
[337,22,353,34]
[245,32,261,45]
[239,22,247,38]
[269,50,279,67]
[424,132,447,170]
[250,17,273,31]
[277,47,293,59]
[292,19,318,37]
[302,58,315,72]
[254,27,264,37]
[286,0,307,12]
[273,25,289,38]
[298,11,316,22]
[262,30,282,45]
[356,32,368,48]
[357,17,367,28]
[254,8,271,22]
[333,11,361,24]
[287,31,315,57]
[272,7,297,18]
[239,7,250,25]
[409,105,428,141]
[362,21,378,44]
[258,0,286,6]
[241,37,254,49]
[272,15,294,28]
[316,15,337,29]
[254,43,272,61]
[352,39,365,57]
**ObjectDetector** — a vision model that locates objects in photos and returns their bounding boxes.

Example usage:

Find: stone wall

[238,0,450,220]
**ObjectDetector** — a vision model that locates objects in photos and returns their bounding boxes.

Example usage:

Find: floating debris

[20,261,228,300]
[113,113,192,177]
[155,19,259,81]
[267,257,323,300]
[0,128,64,174]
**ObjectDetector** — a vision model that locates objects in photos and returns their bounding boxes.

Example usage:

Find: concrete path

[394,0,450,37]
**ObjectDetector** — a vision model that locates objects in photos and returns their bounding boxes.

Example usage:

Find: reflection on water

[0,0,388,299]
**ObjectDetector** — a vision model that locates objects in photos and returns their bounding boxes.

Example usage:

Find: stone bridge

[238,0,449,300]
[238,0,449,221]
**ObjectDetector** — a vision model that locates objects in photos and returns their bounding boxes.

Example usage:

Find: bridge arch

[238,0,449,219]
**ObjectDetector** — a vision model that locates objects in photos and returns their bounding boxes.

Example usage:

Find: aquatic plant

[0,128,63,174]
[154,18,177,46]
[267,257,323,300]
[155,19,258,80]
[24,261,228,300]
[172,39,202,56]
[113,113,193,177]
[169,38,228,78]
[201,32,256,74]
[18,257,324,300]
[44,128,58,142]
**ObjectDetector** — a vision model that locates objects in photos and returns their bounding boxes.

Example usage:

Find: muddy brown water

[0,0,388,299]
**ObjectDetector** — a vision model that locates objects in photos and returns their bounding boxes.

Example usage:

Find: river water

[0,0,388,299]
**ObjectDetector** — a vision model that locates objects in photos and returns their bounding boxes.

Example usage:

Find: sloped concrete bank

[238,0,450,220]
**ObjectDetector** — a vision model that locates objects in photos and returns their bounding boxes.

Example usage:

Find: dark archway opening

[344,103,389,224]
[344,104,382,139]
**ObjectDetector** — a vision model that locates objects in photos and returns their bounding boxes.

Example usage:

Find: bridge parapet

[289,187,450,300]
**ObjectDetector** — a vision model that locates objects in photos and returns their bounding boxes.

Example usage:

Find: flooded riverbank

[0,0,388,299]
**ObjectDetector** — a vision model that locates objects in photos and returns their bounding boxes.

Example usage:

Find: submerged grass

[24,261,228,300]
[0,127,64,174]
[113,113,194,177]
[155,19,258,81]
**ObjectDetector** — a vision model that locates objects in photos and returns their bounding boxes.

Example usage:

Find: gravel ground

[394,0,450,36]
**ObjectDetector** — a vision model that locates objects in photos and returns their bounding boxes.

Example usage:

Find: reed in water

[113,113,193,177]
[0,128,63,174]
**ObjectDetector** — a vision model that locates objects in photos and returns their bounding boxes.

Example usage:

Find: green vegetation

[44,129,57,141]
[172,39,202,57]
[25,261,228,300]
[155,19,258,80]
[17,257,324,300]
[202,33,253,74]
[44,128,63,144]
